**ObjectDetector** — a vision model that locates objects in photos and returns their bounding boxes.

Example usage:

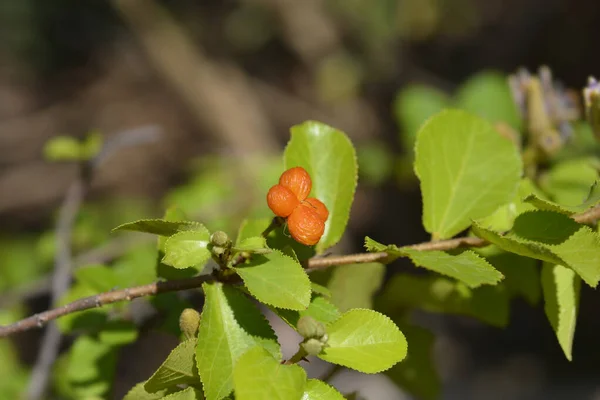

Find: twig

[0,276,213,338]
[26,126,162,400]
[27,179,86,400]
[5,205,600,339]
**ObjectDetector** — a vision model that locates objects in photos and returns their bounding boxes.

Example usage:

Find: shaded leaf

[65,336,117,399]
[98,320,138,346]
[364,237,503,288]
[145,339,199,393]
[113,219,202,236]
[318,309,407,373]
[473,212,600,287]
[328,263,385,312]
[414,110,522,239]
[542,264,580,361]
[376,274,509,327]
[234,250,311,310]
[455,71,521,129]
[233,346,306,400]
[525,181,600,215]
[540,158,598,205]
[385,322,440,400]
[196,283,280,400]
[393,85,450,151]
[285,121,358,253]
[483,247,541,305]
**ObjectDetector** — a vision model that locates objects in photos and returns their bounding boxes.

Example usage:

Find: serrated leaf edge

[112,219,203,234]
[144,338,198,393]
[285,121,358,254]
[234,249,312,311]
[320,308,407,374]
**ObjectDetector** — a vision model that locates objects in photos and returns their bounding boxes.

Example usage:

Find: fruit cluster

[267,167,329,245]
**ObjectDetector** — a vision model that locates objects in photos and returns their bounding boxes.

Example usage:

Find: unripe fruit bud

[301,338,325,356]
[287,204,325,246]
[210,231,230,247]
[267,184,300,217]
[179,308,201,339]
[279,167,312,201]
[297,316,326,339]
[303,197,329,222]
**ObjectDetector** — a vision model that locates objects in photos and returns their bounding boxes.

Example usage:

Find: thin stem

[3,204,599,338]
[0,275,212,338]
[262,217,283,238]
[283,346,308,365]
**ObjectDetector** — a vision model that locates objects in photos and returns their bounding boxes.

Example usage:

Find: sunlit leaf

[234,250,311,310]
[285,121,358,253]
[542,264,580,361]
[318,309,407,373]
[414,110,522,239]
[233,346,306,400]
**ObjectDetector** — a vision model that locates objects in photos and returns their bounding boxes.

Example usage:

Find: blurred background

[2,0,600,399]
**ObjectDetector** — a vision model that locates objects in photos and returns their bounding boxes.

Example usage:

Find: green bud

[296,316,326,339]
[179,308,201,339]
[210,231,230,247]
[212,246,226,256]
[301,338,324,356]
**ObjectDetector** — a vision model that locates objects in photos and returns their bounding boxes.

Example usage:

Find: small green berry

[210,231,230,247]
[179,308,201,339]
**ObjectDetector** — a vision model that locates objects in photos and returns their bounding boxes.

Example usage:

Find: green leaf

[524,181,600,215]
[476,178,541,231]
[401,248,503,288]
[540,158,598,205]
[328,263,385,312]
[542,264,580,361]
[393,85,451,151]
[74,264,119,293]
[233,236,270,254]
[233,346,306,400]
[123,382,177,400]
[237,218,315,261]
[414,110,522,239]
[196,283,280,400]
[65,336,117,399]
[234,250,311,310]
[310,282,331,298]
[472,223,563,265]
[302,379,345,400]
[274,295,341,329]
[145,338,199,392]
[357,141,394,185]
[98,321,138,346]
[455,71,521,129]
[318,309,407,373]
[43,136,84,161]
[473,211,600,287]
[363,237,503,288]
[385,322,440,400]
[162,229,211,270]
[113,219,203,236]
[376,274,509,327]
[483,248,541,305]
[162,387,203,399]
[285,121,358,253]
